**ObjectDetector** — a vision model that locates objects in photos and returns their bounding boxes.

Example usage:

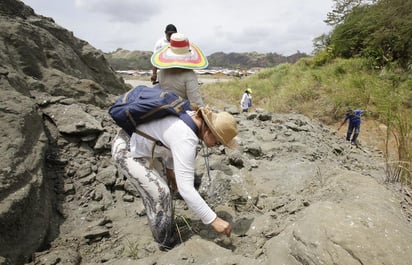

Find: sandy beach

[123,76,232,87]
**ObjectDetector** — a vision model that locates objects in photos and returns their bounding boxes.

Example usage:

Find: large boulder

[0,0,128,263]
[0,0,128,107]
[0,84,48,265]
[265,170,412,265]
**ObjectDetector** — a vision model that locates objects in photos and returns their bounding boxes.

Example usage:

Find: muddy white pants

[111,129,176,249]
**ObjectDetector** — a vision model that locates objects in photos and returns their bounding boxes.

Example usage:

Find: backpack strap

[134,129,168,170]
[134,112,198,169]
[179,112,198,135]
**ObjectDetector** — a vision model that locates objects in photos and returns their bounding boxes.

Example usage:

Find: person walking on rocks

[111,107,238,250]
[151,24,178,84]
[240,88,252,112]
[338,109,364,146]
[151,32,208,107]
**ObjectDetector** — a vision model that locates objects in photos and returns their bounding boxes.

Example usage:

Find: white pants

[111,129,176,249]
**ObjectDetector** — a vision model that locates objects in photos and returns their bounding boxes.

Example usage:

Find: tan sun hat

[199,107,238,149]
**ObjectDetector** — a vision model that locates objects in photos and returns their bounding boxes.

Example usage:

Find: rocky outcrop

[1,1,411,265]
[0,0,127,107]
[0,1,128,264]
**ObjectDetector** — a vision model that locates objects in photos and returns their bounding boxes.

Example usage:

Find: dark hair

[165,24,177,33]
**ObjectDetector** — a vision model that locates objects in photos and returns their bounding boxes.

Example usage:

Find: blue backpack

[109,85,198,136]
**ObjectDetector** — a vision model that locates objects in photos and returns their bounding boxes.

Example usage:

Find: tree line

[314,0,412,69]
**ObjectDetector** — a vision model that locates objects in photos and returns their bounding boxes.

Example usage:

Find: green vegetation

[202,0,412,185]
[324,0,412,69]
[206,51,308,69]
[201,56,412,185]
[105,49,153,70]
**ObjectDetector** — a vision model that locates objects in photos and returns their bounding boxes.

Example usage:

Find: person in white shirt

[240,88,253,112]
[111,106,238,250]
[151,24,177,84]
[151,33,208,107]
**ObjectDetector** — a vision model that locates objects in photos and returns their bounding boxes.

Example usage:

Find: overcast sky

[21,0,334,56]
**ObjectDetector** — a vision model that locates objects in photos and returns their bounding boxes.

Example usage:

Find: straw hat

[246,88,252,94]
[200,107,238,149]
[151,33,208,70]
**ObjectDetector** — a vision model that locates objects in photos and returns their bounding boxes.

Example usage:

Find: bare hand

[210,217,231,237]
[150,74,157,83]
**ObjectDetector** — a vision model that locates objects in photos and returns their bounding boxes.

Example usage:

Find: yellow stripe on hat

[151,43,208,69]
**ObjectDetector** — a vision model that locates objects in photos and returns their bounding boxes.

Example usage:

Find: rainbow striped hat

[151,33,208,70]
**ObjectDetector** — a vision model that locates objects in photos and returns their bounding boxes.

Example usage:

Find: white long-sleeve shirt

[153,37,169,53]
[129,114,216,224]
[240,92,252,110]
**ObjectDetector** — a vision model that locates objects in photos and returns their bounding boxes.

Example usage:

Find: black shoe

[158,232,180,251]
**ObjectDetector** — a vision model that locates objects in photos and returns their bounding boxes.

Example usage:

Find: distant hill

[207,51,308,69]
[104,49,153,70]
[104,49,309,70]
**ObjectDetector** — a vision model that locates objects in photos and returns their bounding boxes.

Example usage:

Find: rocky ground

[25,101,412,265]
[1,1,412,264]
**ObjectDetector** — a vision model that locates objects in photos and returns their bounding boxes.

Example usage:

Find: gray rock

[94,132,112,150]
[95,165,117,187]
[264,170,412,265]
[42,103,103,135]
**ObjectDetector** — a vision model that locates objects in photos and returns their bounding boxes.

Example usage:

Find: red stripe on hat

[170,39,189,48]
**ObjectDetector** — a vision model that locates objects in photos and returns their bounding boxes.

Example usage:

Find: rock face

[0,0,126,107]
[1,1,412,265]
[0,1,128,264]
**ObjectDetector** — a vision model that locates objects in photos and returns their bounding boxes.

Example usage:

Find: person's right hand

[150,74,157,83]
[210,217,231,237]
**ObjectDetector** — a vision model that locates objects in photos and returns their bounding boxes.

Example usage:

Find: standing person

[338,109,364,146]
[151,33,208,107]
[240,88,253,112]
[151,24,178,84]
[111,107,238,250]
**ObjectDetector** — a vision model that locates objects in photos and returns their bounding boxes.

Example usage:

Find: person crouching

[111,107,238,250]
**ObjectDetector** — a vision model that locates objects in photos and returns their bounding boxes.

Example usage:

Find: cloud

[74,0,160,23]
[23,0,334,55]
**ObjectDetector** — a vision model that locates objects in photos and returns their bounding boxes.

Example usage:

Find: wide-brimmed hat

[199,107,238,149]
[151,33,208,70]
[246,88,252,94]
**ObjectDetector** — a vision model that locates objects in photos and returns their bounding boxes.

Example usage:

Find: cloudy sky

[21,0,334,56]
